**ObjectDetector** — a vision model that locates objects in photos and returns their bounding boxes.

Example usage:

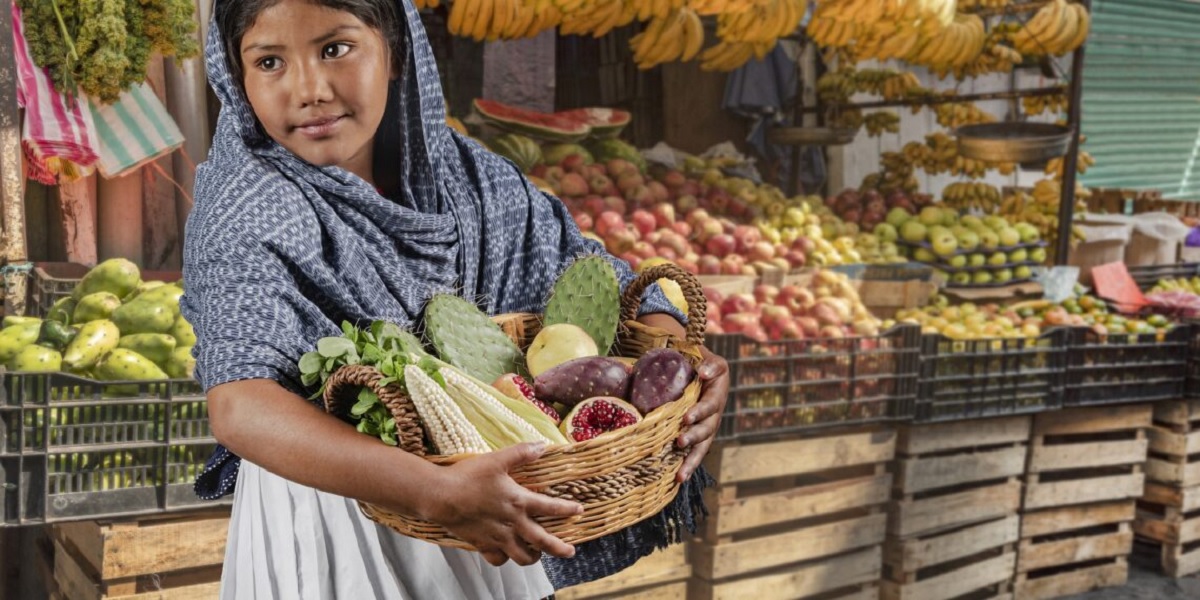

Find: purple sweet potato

[630,349,696,414]
[534,356,633,408]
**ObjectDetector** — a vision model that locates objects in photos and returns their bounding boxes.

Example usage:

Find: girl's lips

[295,116,344,139]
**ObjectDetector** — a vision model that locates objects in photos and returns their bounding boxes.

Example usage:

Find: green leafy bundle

[17,0,199,104]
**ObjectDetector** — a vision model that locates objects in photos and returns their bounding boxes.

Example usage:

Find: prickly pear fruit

[423,294,525,384]
[629,349,696,414]
[0,322,42,364]
[493,373,561,424]
[137,284,184,315]
[63,320,121,372]
[169,316,196,348]
[73,292,122,324]
[36,320,77,352]
[47,296,76,324]
[560,397,641,442]
[95,349,170,396]
[165,346,196,379]
[543,256,621,355]
[534,357,633,409]
[122,280,166,303]
[95,349,168,380]
[2,316,40,328]
[8,345,62,372]
[72,258,141,301]
[118,334,177,367]
[111,298,175,335]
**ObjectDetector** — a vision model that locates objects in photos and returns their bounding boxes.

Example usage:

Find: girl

[184,0,729,598]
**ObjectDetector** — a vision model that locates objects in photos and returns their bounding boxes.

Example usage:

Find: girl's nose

[292,62,334,106]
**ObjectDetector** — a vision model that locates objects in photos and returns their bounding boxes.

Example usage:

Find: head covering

[184,0,704,587]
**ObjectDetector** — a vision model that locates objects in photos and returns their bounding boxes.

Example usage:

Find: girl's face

[239,0,394,185]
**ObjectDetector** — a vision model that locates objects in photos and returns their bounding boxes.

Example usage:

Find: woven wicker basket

[322,264,707,550]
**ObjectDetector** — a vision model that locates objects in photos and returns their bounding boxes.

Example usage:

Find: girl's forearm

[207,379,448,521]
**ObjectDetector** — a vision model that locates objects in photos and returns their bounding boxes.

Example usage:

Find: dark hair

[214,0,406,83]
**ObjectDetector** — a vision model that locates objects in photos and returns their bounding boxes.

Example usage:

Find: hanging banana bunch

[630,7,705,69]
[1023,90,1069,116]
[864,111,901,136]
[448,0,563,40]
[560,0,633,37]
[1011,0,1091,56]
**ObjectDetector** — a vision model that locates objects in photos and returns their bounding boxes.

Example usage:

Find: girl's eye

[323,43,352,59]
[257,57,282,72]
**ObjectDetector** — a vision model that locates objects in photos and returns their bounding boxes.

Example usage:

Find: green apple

[985,216,1008,231]
[914,247,938,263]
[949,255,968,268]
[919,206,943,227]
[989,252,1009,267]
[901,220,928,243]
[881,242,900,257]
[973,271,994,285]
[1018,223,1041,244]
[999,227,1022,247]
[951,272,972,286]
[1010,248,1028,263]
[960,215,984,230]
[886,207,912,229]
[978,229,1000,250]
[1014,265,1033,279]
[942,209,959,227]
[1029,247,1047,263]
[932,232,959,257]
[969,253,987,267]
[994,268,1013,284]
[874,223,899,243]
[956,230,980,252]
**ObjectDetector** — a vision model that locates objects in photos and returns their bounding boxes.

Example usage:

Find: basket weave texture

[322,264,707,550]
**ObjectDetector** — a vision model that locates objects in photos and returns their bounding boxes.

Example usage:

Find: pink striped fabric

[12,3,98,183]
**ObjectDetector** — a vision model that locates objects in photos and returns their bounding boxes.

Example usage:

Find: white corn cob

[404,365,490,455]
[440,367,551,446]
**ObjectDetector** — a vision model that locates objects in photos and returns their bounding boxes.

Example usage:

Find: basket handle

[322,365,427,457]
[619,263,707,347]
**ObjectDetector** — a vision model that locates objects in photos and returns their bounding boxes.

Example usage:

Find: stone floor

[1065,558,1200,599]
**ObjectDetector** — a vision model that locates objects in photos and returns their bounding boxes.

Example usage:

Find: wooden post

[57,176,99,265]
[143,57,182,270]
[164,0,213,238]
[97,172,144,264]
[1055,0,1090,265]
[0,3,30,314]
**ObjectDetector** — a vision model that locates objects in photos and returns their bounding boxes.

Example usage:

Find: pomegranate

[493,373,561,425]
[561,397,642,442]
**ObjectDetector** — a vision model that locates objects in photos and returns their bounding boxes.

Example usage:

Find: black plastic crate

[1128,263,1200,291]
[1064,324,1190,407]
[916,328,1068,423]
[0,371,224,525]
[706,325,920,440]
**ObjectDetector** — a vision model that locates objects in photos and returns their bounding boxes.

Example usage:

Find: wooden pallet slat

[687,547,881,600]
[890,478,1022,538]
[894,444,1026,494]
[557,546,689,600]
[1147,401,1200,488]
[1013,559,1128,600]
[885,515,1019,573]
[703,474,890,540]
[706,430,895,485]
[1024,472,1145,510]
[881,551,1014,600]
[693,514,885,581]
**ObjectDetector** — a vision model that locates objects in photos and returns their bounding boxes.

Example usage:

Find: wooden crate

[1146,399,1200,488]
[687,428,895,600]
[1134,482,1200,578]
[1014,501,1134,599]
[1024,405,1151,511]
[50,509,229,600]
[556,545,690,600]
[882,416,1028,600]
[889,416,1028,538]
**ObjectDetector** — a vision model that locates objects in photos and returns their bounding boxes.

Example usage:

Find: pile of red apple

[544,160,806,275]
[825,188,931,231]
[703,274,882,342]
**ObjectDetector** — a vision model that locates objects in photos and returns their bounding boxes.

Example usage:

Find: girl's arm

[208,378,582,566]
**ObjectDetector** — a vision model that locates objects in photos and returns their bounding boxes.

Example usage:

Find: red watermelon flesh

[556,107,632,139]
[473,99,590,143]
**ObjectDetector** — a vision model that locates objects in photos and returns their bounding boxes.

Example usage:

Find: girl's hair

[215,0,407,83]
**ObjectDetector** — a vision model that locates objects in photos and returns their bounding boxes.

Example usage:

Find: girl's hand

[676,347,729,482]
[421,442,583,567]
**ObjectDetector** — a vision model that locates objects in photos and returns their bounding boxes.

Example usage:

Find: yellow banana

[681,8,704,61]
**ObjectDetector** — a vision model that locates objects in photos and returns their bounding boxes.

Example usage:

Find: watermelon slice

[556,107,632,139]
[473,99,591,144]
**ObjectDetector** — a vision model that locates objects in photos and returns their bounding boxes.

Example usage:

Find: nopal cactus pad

[423,294,525,384]
[543,256,620,355]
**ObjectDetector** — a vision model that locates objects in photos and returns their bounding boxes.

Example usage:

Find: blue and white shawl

[183,0,707,588]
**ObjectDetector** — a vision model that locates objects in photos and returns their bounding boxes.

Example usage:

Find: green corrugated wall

[1081,0,1200,198]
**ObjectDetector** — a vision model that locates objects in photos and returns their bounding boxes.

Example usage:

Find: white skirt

[220,460,555,600]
